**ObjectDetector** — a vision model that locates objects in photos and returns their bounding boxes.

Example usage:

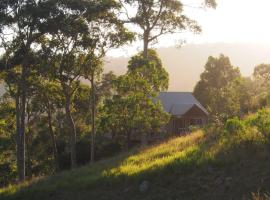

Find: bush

[225,118,245,133]
[251,109,270,139]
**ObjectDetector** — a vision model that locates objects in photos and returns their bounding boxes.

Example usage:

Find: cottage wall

[169,105,208,135]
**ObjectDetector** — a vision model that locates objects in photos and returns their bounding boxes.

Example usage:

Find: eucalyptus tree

[0,0,113,180]
[38,0,133,166]
[30,77,63,171]
[0,0,55,181]
[121,0,217,58]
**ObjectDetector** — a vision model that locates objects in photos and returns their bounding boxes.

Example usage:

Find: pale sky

[185,0,270,44]
[109,0,270,56]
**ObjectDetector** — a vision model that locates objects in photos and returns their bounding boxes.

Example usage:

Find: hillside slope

[1,129,270,200]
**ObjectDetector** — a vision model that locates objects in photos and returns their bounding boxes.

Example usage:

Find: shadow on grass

[2,131,270,200]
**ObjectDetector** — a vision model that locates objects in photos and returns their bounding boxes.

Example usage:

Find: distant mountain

[0,43,269,94]
[104,43,270,91]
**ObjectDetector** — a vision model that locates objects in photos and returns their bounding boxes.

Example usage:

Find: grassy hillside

[1,129,270,200]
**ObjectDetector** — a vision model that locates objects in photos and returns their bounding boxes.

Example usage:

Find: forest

[1,1,270,199]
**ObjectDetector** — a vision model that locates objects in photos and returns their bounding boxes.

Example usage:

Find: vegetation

[3,0,270,199]
[0,0,217,185]
[193,54,268,123]
[2,115,270,200]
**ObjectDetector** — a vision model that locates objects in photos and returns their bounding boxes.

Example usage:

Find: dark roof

[157,92,209,116]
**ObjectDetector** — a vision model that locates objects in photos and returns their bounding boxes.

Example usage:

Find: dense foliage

[194,54,268,123]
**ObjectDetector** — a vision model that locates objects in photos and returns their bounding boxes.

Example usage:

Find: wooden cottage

[157,92,209,135]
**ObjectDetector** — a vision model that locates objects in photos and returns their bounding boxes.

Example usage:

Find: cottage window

[190,118,203,126]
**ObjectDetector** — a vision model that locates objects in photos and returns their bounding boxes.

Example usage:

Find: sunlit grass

[1,128,270,200]
[103,131,204,177]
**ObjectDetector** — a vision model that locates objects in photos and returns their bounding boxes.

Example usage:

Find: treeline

[0,49,170,186]
[194,54,270,123]
[0,0,216,186]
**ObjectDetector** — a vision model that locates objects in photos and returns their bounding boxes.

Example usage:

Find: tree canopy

[121,0,216,58]
[193,54,242,122]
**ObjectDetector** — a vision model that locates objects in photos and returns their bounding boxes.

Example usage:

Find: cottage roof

[157,92,209,116]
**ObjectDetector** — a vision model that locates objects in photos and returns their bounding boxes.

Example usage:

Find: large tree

[0,0,132,179]
[121,0,217,58]
[193,54,242,122]
[38,1,133,166]
[0,0,69,181]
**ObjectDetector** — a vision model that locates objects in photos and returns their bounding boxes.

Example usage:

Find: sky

[185,0,270,44]
[108,0,270,57]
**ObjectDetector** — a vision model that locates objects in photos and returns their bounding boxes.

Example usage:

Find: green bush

[251,109,270,139]
[225,118,245,133]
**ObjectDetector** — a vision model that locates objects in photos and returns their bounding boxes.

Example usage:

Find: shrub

[251,109,270,139]
[225,117,245,133]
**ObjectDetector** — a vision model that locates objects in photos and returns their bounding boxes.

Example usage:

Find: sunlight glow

[189,0,270,44]
[109,0,270,57]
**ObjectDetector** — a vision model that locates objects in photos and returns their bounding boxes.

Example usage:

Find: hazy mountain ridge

[104,43,270,91]
[1,43,270,94]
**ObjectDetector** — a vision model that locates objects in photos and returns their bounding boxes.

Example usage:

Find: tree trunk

[25,109,32,178]
[141,133,148,147]
[47,105,59,171]
[16,64,27,182]
[126,131,131,150]
[25,129,32,178]
[143,32,149,59]
[15,93,24,182]
[64,94,77,169]
[142,31,149,147]
[90,75,95,163]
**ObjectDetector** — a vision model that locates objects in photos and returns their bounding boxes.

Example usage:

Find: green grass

[1,128,270,200]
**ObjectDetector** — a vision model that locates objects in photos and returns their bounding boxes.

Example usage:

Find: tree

[236,77,257,114]
[125,49,169,145]
[193,54,242,122]
[253,64,270,107]
[38,0,133,165]
[121,0,216,58]
[0,0,105,181]
[127,49,169,92]
[30,78,63,171]
[0,98,16,186]
[101,66,169,149]
[254,64,270,87]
